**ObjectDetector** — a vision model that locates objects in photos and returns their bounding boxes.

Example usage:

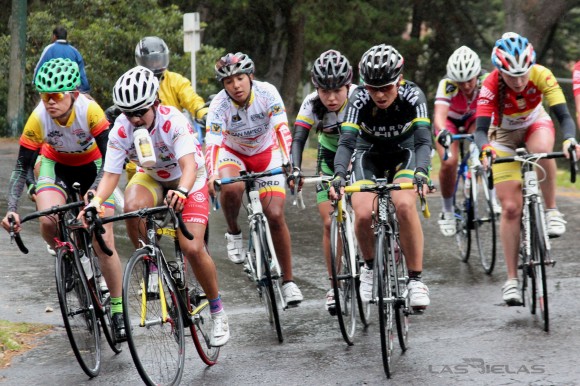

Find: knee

[182,240,205,260]
[501,200,522,221]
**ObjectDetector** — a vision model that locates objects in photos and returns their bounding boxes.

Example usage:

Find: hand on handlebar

[413,170,432,196]
[436,129,452,148]
[563,138,579,160]
[2,212,20,233]
[328,175,346,201]
[480,144,496,170]
[165,190,187,213]
[286,167,304,193]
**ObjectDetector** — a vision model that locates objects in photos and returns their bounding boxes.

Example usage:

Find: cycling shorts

[351,148,415,183]
[314,144,336,204]
[490,118,555,184]
[445,114,476,134]
[217,145,286,199]
[127,172,209,225]
[36,156,114,208]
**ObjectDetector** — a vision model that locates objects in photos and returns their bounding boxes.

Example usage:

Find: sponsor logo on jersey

[192,192,205,202]
[159,106,170,115]
[271,104,284,116]
[163,120,171,133]
[211,123,222,134]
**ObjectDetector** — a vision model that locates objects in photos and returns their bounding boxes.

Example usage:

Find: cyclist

[289,49,356,312]
[572,60,580,129]
[475,32,579,305]
[81,66,230,347]
[206,52,303,306]
[113,36,209,183]
[329,44,432,311]
[433,46,492,236]
[1,58,126,340]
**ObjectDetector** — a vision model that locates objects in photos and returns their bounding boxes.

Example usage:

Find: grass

[0,320,52,368]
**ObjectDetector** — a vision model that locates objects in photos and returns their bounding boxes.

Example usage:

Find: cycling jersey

[334,81,432,180]
[158,70,208,120]
[434,72,488,129]
[20,94,108,166]
[294,84,358,153]
[476,66,567,131]
[573,61,580,97]
[205,80,291,177]
[105,105,205,184]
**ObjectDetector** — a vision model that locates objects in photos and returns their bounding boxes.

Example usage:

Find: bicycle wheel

[55,247,101,377]
[256,220,283,343]
[329,217,356,345]
[123,249,185,386]
[472,169,497,274]
[455,174,471,262]
[185,261,220,365]
[531,203,549,331]
[520,227,537,315]
[376,227,394,378]
[393,236,409,352]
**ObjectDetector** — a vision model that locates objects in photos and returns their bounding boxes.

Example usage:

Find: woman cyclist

[81,66,230,346]
[475,32,579,305]
[1,58,126,340]
[289,50,356,312]
[433,46,492,236]
[329,44,432,311]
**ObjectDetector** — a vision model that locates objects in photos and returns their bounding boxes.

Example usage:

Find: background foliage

[2,0,580,136]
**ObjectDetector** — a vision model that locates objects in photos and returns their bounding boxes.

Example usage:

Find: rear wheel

[473,169,497,274]
[186,261,220,365]
[330,217,356,345]
[55,247,101,377]
[123,250,185,386]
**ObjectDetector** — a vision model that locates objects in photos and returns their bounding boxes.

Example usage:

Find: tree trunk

[6,0,26,137]
[280,4,305,120]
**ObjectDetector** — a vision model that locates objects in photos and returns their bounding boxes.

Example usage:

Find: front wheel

[472,169,497,274]
[531,203,550,332]
[393,237,409,351]
[455,174,471,262]
[55,247,101,377]
[123,249,185,386]
[330,217,356,345]
[376,228,394,378]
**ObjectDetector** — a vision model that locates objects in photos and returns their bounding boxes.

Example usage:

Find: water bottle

[79,251,94,280]
[133,127,156,167]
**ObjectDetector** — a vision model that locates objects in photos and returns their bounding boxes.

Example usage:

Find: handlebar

[293,175,332,210]
[442,133,474,161]
[494,150,577,184]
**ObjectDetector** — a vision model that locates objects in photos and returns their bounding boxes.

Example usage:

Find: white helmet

[112,66,159,112]
[446,46,481,82]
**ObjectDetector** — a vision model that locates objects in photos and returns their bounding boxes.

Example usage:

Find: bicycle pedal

[411,306,426,314]
[327,306,337,316]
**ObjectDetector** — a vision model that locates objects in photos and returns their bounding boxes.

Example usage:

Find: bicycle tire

[455,174,471,262]
[123,249,185,386]
[473,169,497,274]
[185,261,220,365]
[521,223,537,315]
[256,220,283,342]
[329,217,356,345]
[376,227,394,378]
[55,247,101,377]
[531,203,549,331]
[393,236,409,352]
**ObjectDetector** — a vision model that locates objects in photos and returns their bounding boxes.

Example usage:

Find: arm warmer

[333,130,357,179]
[7,146,38,212]
[90,129,110,191]
[413,125,432,174]
[290,126,310,169]
[475,116,492,150]
[551,103,576,140]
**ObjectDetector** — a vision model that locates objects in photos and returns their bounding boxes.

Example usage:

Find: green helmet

[35,58,81,92]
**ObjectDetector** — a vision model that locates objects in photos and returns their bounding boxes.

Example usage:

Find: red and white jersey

[106,105,205,182]
[434,73,487,122]
[205,80,288,172]
[573,61,580,97]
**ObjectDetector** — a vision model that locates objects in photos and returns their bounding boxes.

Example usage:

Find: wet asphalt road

[1,140,580,385]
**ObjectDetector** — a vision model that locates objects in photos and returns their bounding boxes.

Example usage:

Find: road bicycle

[443,133,497,274]
[295,176,370,345]
[494,148,576,332]
[9,183,121,378]
[93,205,218,385]
[215,167,288,343]
[344,179,430,378]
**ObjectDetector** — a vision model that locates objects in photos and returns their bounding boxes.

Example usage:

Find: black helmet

[359,44,404,87]
[311,50,353,90]
[135,36,169,77]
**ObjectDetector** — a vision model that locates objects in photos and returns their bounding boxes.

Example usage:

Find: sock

[209,295,223,314]
[442,197,454,213]
[111,297,123,314]
[408,270,422,283]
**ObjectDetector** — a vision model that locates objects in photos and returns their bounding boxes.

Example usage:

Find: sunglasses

[364,84,397,94]
[39,92,70,103]
[123,108,150,118]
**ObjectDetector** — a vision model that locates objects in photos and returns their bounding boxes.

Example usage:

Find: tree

[5,0,26,137]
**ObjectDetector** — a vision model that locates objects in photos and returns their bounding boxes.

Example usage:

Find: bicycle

[443,133,497,274]
[93,205,219,385]
[8,183,121,378]
[215,167,288,343]
[344,179,431,378]
[494,148,577,332]
[294,176,370,345]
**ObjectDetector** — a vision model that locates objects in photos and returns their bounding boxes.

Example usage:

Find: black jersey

[334,81,432,179]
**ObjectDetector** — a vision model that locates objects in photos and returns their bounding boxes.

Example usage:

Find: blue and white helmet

[491,32,536,76]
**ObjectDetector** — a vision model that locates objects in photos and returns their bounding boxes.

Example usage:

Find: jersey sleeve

[19,110,45,151]
[434,78,456,106]
[103,125,129,174]
[87,101,109,137]
[533,66,566,107]
[476,72,499,120]
[573,61,580,98]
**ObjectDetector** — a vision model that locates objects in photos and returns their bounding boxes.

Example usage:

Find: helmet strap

[54,91,78,123]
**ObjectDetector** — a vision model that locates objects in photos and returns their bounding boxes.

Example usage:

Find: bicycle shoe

[408,280,430,310]
[438,211,456,237]
[502,278,523,306]
[282,281,303,306]
[111,313,127,342]
[64,259,75,292]
[325,288,336,316]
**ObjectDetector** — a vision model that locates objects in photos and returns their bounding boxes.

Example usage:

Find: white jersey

[206,80,288,156]
[105,105,205,182]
